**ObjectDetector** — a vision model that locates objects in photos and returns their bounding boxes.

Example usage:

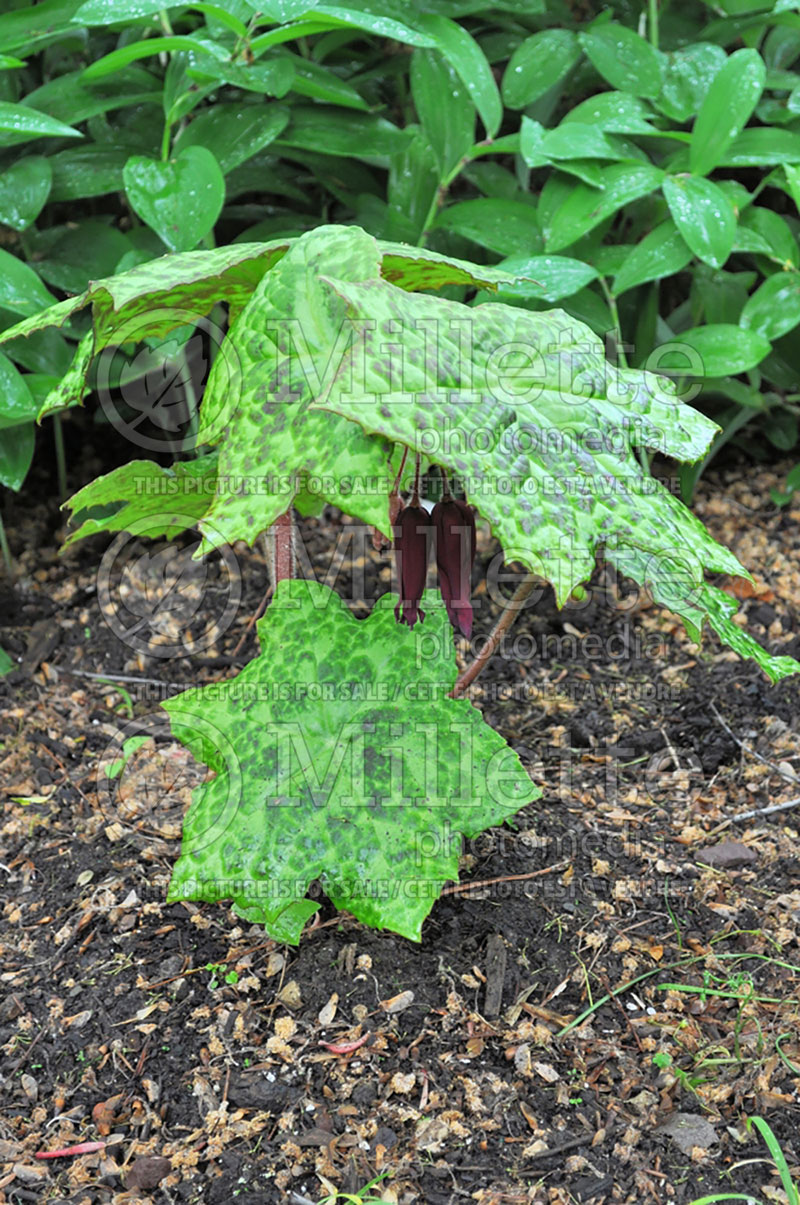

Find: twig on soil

[710,702,797,782]
[709,795,800,832]
[440,861,569,896]
[10,1024,48,1073]
[36,1141,106,1159]
[57,667,187,689]
[519,1132,605,1163]
[450,572,538,698]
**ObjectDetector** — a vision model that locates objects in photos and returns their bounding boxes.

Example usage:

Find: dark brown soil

[1,427,800,1205]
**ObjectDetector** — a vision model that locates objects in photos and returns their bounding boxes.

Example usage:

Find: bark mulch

[1,445,800,1205]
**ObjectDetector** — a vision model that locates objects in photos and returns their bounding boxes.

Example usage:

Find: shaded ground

[2,435,800,1205]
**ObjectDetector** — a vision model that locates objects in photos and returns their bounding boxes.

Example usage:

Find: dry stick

[440,860,569,897]
[709,795,800,833]
[710,701,797,782]
[450,573,538,699]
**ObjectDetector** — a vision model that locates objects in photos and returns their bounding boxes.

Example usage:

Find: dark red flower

[433,498,476,638]
[394,503,430,628]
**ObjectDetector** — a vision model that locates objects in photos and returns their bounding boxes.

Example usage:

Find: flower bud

[393,504,430,628]
[433,498,476,638]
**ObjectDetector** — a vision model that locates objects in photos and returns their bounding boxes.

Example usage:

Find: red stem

[272,508,296,584]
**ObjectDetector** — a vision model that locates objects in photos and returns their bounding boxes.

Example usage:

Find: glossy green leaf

[388,129,439,243]
[49,146,128,201]
[658,324,770,377]
[540,122,625,161]
[413,12,501,137]
[0,156,51,230]
[33,220,133,295]
[718,128,800,166]
[0,250,58,317]
[785,162,800,214]
[494,254,599,302]
[544,164,664,253]
[690,49,765,176]
[300,3,437,46]
[0,101,82,147]
[739,206,799,266]
[656,43,727,122]
[563,92,656,134]
[0,352,37,430]
[433,198,542,256]
[502,29,581,109]
[763,408,798,451]
[612,220,692,296]
[662,175,736,269]
[24,66,161,125]
[410,49,474,175]
[0,421,34,491]
[579,24,665,99]
[740,271,800,339]
[123,146,225,253]
[81,36,227,81]
[186,54,296,99]
[164,580,537,944]
[174,104,288,174]
[277,107,412,156]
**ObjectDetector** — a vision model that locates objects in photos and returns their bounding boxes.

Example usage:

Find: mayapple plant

[4,225,799,944]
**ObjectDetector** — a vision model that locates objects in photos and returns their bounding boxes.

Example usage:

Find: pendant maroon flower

[433,497,476,638]
[393,503,430,629]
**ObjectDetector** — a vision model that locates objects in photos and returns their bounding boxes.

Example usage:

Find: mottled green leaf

[314,273,744,616]
[195,227,393,551]
[164,580,537,943]
[64,455,219,545]
[277,106,412,156]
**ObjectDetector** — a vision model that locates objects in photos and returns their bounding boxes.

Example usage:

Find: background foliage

[3,0,800,507]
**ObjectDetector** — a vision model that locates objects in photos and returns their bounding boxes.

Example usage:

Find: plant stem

[271,508,296,585]
[418,143,489,245]
[52,413,67,500]
[599,277,628,370]
[648,0,659,48]
[450,573,538,698]
[0,510,13,577]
